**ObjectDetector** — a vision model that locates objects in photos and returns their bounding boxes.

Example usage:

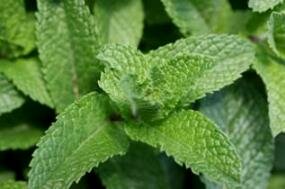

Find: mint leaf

[0,180,27,189]
[98,45,214,120]
[124,110,241,186]
[200,78,274,189]
[28,92,129,189]
[0,74,24,116]
[0,106,44,151]
[37,0,103,112]
[149,54,215,115]
[0,59,53,107]
[98,143,183,189]
[98,44,154,119]
[149,34,254,105]
[268,174,285,189]
[268,12,285,58]
[0,123,42,151]
[160,0,233,35]
[93,0,144,47]
[0,0,35,57]
[254,50,285,136]
[99,35,254,120]
[249,0,283,12]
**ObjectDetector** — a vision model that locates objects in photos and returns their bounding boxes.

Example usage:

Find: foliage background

[0,0,285,188]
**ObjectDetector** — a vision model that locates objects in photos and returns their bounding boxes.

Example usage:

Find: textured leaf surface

[200,78,274,189]
[28,92,129,189]
[98,44,155,119]
[149,34,254,105]
[37,0,102,112]
[98,143,183,189]
[125,110,241,185]
[0,74,24,116]
[254,50,285,136]
[0,0,35,57]
[0,59,53,107]
[0,180,27,189]
[148,54,215,115]
[99,35,253,120]
[94,0,144,47]
[248,0,283,12]
[268,12,285,58]
[160,0,233,35]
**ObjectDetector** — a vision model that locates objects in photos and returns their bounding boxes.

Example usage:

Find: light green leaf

[268,12,285,58]
[28,92,129,189]
[93,0,144,47]
[0,106,43,151]
[124,110,241,186]
[0,180,27,189]
[98,44,155,119]
[0,59,53,107]
[99,35,254,120]
[254,50,285,136]
[200,78,274,189]
[160,0,233,35]
[149,34,254,105]
[248,0,283,12]
[37,0,103,112]
[0,0,35,57]
[268,174,285,189]
[98,143,183,189]
[148,54,215,115]
[0,74,24,116]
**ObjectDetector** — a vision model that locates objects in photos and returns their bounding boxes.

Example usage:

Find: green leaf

[124,110,241,186]
[160,0,233,35]
[0,171,15,181]
[93,0,144,47]
[98,44,155,119]
[0,180,27,189]
[28,92,129,189]
[149,34,254,105]
[254,50,285,136]
[0,106,43,151]
[0,59,53,107]
[268,174,285,189]
[268,12,285,58]
[98,143,183,189]
[0,0,35,58]
[37,0,103,112]
[148,54,215,115]
[200,78,274,189]
[0,74,24,116]
[248,0,283,12]
[99,35,254,120]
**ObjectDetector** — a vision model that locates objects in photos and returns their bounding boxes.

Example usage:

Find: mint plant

[0,0,285,189]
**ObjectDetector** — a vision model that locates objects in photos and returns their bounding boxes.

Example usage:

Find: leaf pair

[99,35,254,120]
[28,92,241,188]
